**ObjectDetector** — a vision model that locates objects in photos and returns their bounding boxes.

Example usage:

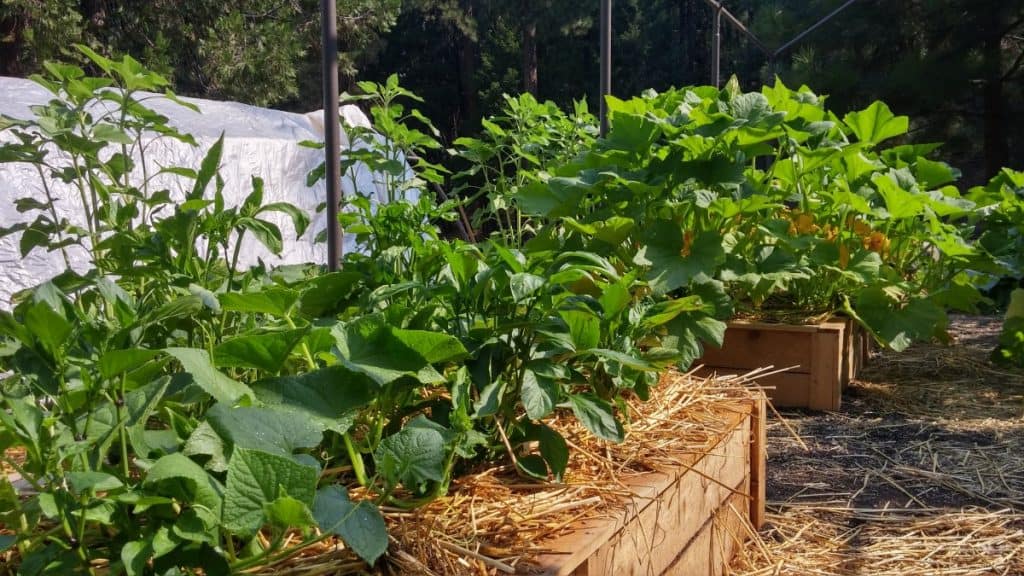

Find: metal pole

[712,6,722,87]
[321,0,342,271]
[772,0,859,58]
[700,0,771,55]
[599,0,612,136]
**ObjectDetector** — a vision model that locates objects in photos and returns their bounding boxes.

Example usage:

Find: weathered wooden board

[531,397,765,576]
[696,319,869,411]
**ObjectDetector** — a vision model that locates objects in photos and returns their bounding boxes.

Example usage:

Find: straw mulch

[243,369,761,575]
[1,372,759,575]
[1,447,23,477]
[730,314,1024,576]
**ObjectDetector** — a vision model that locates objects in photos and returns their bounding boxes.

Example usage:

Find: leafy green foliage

[1,49,1018,576]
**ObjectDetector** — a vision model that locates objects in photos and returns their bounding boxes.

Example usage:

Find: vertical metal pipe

[599,0,612,136]
[321,0,342,271]
[712,6,722,87]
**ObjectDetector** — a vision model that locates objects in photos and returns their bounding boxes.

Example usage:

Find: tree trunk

[521,3,538,95]
[982,10,1009,179]
[456,28,479,132]
[0,13,23,76]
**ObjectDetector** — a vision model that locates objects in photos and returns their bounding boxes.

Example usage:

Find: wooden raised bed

[531,394,767,576]
[696,318,870,411]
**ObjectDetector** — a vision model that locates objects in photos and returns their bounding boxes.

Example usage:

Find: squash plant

[500,78,992,352]
[969,168,1024,367]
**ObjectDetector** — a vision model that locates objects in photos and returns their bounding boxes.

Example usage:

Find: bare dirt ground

[732,315,1024,575]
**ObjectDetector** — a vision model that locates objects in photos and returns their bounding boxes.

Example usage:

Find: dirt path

[732,315,1024,575]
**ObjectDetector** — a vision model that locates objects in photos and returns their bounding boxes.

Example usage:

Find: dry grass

[730,315,1024,576]
[242,370,762,575]
[732,506,1024,576]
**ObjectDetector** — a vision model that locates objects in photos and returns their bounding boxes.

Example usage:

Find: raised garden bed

[199,372,767,576]
[530,383,766,576]
[696,318,869,411]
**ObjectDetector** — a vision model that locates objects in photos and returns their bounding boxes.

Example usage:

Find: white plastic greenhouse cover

[0,76,416,307]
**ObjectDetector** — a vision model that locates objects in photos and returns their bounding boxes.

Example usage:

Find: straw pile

[730,315,1024,576]
[248,369,761,575]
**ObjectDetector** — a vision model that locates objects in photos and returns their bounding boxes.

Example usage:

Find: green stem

[229,531,334,572]
[342,433,369,487]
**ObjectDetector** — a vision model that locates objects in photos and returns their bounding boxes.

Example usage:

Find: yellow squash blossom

[864,231,890,255]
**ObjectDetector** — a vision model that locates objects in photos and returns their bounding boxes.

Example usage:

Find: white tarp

[0,76,415,306]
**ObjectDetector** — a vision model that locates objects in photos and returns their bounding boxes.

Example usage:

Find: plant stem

[342,433,369,486]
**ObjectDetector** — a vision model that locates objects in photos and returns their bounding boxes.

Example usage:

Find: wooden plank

[809,323,843,411]
[579,417,750,575]
[662,489,751,576]
[748,392,767,530]
[532,404,755,576]
[699,324,814,374]
[693,369,814,408]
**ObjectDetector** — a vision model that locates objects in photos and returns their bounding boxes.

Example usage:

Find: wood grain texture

[696,320,849,411]
[532,402,759,576]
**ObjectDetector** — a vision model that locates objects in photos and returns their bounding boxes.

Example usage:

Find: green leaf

[99,348,162,380]
[848,288,948,352]
[473,379,505,418]
[313,486,388,565]
[872,173,923,219]
[599,275,633,319]
[664,313,728,368]
[219,288,300,317]
[239,217,284,254]
[205,404,323,458]
[331,315,447,386]
[843,101,908,145]
[122,540,151,576]
[191,135,223,200]
[569,394,624,443]
[264,495,315,530]
[521,367,558,420]
[66,472,123,495]
[173,508,219,546]
[298,271,363,318]
[92,123,133,144]
[515,177,590,218]
[588,348,658,371]
[182,422,229,473]
[189,284,221,313]
[374,416,447,491]
[391,327,468,364]
[258,202,311,238]
[914,158,960,189]
[166,347,254,405]
[642,222,726,294]
[24,300,72,359]
[140,296,204,328]
[536,424,569,482]
[213,328,308,373]
[510,273,546,302]
[559,308,600,351]
[252,366,377,435]
[222,448,318,537]
[144,453,224,515]
[607,108,659,153]
[640,295,705,329]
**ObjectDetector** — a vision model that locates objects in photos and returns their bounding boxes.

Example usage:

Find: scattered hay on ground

[731,315,1024,576]
[732,505,1024,576]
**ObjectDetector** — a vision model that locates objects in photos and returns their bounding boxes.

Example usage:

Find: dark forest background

[2,0,1022,184]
